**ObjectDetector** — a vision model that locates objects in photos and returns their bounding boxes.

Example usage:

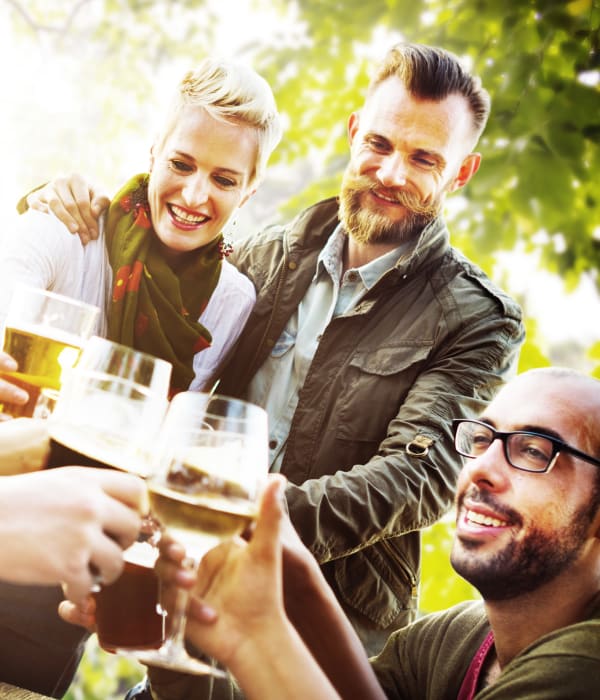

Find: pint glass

[0,285,99,418]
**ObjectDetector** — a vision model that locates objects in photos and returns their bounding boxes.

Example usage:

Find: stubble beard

[450,488,595,601]
[338,169,441,246]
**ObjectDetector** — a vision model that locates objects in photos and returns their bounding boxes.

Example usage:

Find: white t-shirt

[0,209,255,390]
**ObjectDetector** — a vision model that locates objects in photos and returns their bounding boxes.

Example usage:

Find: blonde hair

[157,57,282,187]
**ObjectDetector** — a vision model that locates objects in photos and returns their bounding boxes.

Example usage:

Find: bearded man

[25,43,524,662]
[213,42,524,657]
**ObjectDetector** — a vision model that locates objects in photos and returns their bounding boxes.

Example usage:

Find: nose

[462,437,511,491]
[376,153,407,188]
[182,174,210,207]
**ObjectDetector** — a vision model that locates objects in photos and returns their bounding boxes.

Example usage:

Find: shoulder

[217,260,256,302]
[482,618,600,699]
[436,247,522,323]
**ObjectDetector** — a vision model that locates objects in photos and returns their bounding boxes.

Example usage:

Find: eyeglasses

[452,419,600,474]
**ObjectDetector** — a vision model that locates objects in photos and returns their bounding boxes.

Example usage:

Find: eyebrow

[171,150,246,177]
[477,417,567,444]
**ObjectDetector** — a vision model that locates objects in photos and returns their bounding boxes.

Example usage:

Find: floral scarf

[105,173,222,392]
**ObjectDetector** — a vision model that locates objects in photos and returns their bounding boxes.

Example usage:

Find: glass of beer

[0,285,100,418]
[47,337,173,652]
[130,391,268,675]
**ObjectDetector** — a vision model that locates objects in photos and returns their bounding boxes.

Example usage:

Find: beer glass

[130,392,268,675]
[0,285,100,418]
[47,336,172,652]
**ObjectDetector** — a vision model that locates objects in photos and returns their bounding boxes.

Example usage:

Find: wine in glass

[131,391,268,675]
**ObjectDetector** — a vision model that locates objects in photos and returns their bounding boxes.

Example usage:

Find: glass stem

[164,556,198,656]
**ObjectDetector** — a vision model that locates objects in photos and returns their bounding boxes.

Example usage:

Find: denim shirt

[246,224,410,471]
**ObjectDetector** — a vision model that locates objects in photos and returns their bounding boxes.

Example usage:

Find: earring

[218,219,236,259]
[218,236,234,259]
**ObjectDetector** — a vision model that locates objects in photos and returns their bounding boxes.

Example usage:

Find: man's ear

[448,153,481,193]
[347,111,360,146]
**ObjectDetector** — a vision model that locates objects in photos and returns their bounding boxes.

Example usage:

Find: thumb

[249,475,286,564]
[91,192,111,217]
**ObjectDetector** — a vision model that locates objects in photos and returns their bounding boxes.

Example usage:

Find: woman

[0,56,282,398]
[0,56,282,696]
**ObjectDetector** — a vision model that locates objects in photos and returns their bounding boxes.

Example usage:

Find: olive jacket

[219,197,524,643]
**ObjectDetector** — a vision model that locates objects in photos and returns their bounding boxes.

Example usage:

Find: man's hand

[27,174,110,245]
[0,352,29,416]
[0,466,147,605]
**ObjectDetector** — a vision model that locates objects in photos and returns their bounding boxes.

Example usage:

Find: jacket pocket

[335,343,433,443]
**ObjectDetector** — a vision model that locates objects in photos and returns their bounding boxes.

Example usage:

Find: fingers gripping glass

[452,419,600,474]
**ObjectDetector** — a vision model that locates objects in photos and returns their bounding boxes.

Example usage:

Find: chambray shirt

[245,224,411,472]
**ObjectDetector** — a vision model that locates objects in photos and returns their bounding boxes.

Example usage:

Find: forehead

[359,77,475,153]
[158,104,258,177]
[485,374,600,449]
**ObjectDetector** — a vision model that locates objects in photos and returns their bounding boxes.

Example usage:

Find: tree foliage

[2,1,599,695]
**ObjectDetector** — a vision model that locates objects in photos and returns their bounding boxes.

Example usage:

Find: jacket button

[288,261,297,270]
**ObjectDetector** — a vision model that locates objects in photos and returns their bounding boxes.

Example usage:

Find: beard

[338,169,441,246]
[450,487,595,601]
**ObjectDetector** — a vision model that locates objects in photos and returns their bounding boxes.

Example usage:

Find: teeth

[466,509,507,528]
[170,204,208,225]
[374,191,398,203]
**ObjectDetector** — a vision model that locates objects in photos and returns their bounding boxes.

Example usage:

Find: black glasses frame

[452,418,600,474]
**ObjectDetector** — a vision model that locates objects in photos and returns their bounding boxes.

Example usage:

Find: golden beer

[0,325,82,418]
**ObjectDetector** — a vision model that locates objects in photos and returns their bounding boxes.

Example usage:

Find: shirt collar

[315,223,412,289]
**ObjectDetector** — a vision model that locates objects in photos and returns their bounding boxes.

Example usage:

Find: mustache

[343,174,436,216]
[457,486,523,527]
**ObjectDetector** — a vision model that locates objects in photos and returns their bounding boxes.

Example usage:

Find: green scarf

[105,173,222,392]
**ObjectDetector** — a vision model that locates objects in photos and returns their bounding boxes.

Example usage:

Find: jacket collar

[287,197,450,280]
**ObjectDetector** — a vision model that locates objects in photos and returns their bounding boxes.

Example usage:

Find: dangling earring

[218,237,234,259]
[218,218,236,259]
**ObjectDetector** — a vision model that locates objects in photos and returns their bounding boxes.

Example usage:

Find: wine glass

[47,336,173,652]
[130,391,268,675]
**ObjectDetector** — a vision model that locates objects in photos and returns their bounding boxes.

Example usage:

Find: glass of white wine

[131,391,268,676]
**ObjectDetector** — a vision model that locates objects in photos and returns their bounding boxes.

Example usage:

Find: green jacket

[220,198,523,645]
[373,597,600,698]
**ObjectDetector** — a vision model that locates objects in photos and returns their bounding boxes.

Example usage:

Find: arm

[182,477,345,700]
[0,466,147,604]
[285,309,524,562]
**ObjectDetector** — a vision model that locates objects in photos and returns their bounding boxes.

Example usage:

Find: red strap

[457,630,495,700]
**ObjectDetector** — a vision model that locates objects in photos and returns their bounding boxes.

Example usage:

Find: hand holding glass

[0,285,99,418]
[47,336,172,651]
[131,392,268,675]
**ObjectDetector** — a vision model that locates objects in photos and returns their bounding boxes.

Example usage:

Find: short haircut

[157,57,283,187]
[369,43,491,145]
